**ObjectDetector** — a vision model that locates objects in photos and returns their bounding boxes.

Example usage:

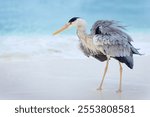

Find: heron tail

[114,55,133,69]
[129,42,143,55]
[131,46,142,55]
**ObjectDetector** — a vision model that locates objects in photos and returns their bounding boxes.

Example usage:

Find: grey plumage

[79,20,141,69]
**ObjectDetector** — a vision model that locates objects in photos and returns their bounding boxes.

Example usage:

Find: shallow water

[0,35,149,61]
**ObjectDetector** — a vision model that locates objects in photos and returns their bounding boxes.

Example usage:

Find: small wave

[0,35,149,61]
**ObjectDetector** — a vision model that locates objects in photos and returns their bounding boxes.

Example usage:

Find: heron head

[53,17,86,35]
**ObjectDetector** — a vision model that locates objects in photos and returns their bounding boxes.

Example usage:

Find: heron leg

[97,59,109,90]
[117,62,123,93]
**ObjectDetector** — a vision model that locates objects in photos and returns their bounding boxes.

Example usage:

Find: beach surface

[0,55,149,100]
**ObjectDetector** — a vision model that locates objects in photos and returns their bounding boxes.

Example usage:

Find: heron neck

[77,24,86,32]
[77,26,88,38]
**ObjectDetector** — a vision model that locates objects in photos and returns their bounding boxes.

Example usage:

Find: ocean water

[0,0,150,35]
[0,0,149,59]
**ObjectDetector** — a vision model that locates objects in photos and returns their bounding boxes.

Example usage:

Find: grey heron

[53,17,141,93]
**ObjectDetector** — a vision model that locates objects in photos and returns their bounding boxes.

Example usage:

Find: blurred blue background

[0,0,150,35]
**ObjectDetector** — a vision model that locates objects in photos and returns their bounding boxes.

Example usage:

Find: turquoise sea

[0,0,149,59]
[0,0,150,35]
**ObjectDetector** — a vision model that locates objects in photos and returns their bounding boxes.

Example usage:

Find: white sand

[0,55,149,100]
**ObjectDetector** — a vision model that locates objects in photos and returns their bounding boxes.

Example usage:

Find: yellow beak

[53,23,71,35]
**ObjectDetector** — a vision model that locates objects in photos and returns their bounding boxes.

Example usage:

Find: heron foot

[97,87,103,91]
[116,89,122,93]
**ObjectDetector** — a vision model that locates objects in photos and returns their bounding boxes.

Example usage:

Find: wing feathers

[91,20,134,57]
